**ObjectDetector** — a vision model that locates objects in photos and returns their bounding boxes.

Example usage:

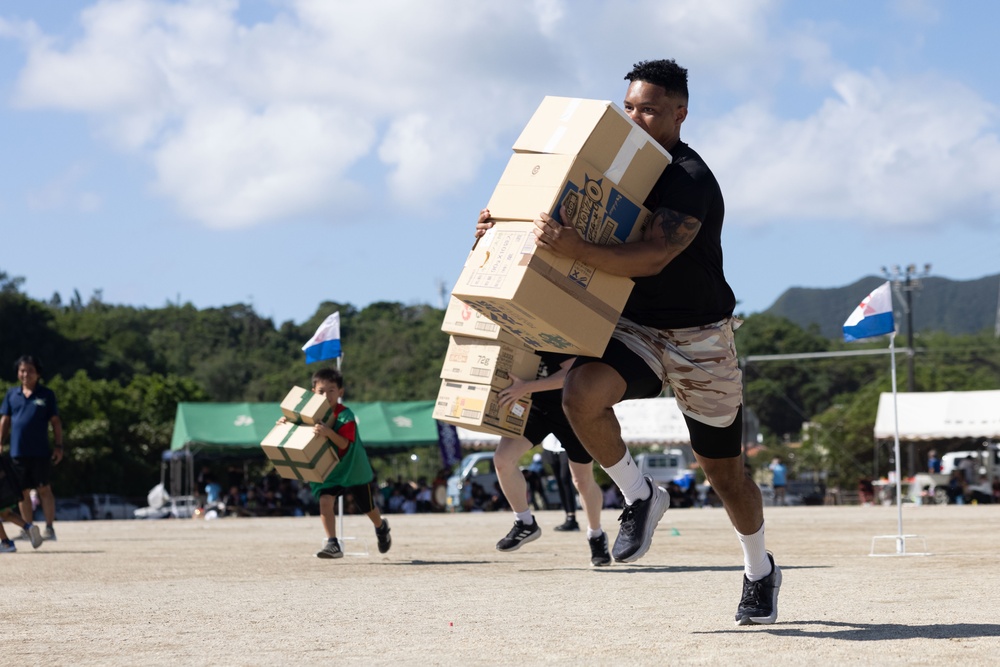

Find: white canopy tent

[874,390,1000,441]
[457,396,691,447]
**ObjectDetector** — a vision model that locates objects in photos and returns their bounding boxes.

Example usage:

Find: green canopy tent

[166,401,443,496]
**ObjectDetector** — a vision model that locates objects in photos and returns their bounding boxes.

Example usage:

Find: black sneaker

[554,517,580,532]
[735,552,782,626]
[611,476,669,563]
[316,539,343,559]
[375,519,392,554]
[589,532,611,567]
[496,519,541,552]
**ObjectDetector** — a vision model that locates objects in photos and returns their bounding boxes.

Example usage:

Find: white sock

[603,451,648,505]
[736,522,771,581]
[515,509,534,525]
[587,527,603,539]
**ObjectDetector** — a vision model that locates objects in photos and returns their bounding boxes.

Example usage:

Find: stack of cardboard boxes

[434,97,672,438]
[260,386,341,483]
[432,296,539,437]
[450,96,672,357]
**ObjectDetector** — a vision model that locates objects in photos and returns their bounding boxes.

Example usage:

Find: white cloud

[701,69,1000,229]
[8,0,999,237]
[25,163,103,213]
[152,103,375,227]
[8,0,577,227]
[891,0,941,24]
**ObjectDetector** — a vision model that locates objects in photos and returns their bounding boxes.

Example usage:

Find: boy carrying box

[278,367,391,559]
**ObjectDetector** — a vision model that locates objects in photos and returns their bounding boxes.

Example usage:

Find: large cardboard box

[440,335,541,390]
[279,386,334,425]
[486,153,651,245]
[433,379,531,437]
[440,295,533,349]
[513,96,671,201]
[450,220,633,356]
[260,422,340,483]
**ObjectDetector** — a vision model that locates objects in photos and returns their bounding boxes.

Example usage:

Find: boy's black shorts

[522,394,592,465]
[318,480,378,514]
[12,456,52,490]
[0,455,24,510]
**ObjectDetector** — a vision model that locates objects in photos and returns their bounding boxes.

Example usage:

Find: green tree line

[3,269,999,498]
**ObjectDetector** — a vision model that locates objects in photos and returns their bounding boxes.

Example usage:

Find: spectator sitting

[415,480,433,513]
[401,491,417,514]
[602,483,623,509]
[491,481,510,512]
[858,478,875,506]
[388,487,406,514]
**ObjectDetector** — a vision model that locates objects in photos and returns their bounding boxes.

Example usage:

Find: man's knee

[699,456,750,496]
[562,365,623,423]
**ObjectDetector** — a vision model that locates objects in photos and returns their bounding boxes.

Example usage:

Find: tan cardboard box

[450,220,633,357]
[440,295,534,349]
[260,422,340,483]
[433,379,531,437]
[513,96,672,201]
[486,153,651,245]
[440,335,541,390]
[279,386,334,425]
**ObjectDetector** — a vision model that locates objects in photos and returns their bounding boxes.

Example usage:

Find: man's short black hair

[311,367,344,389]
[14,354,41,376]
[625,59,689,100]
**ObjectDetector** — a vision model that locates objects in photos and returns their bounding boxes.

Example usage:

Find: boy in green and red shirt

[280,367,391,559]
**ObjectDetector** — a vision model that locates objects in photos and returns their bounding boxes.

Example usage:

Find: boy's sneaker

[0,540,16,553]
[496,519,541,552]
[43,526,56,542]
[375,519,392,554]
[316,539,343,559]
[554,517,580,532]
[611,475,669,563]
[25,523,43,549]
[735,552,782,626]
[589,532,611,567]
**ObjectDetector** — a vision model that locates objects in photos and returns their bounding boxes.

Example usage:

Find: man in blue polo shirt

[0,355,63,542]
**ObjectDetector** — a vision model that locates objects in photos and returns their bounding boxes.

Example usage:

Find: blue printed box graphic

[556,174,644,289]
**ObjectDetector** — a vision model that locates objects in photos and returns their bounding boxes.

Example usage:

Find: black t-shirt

[530,352,574,410]
[622,140,736,329]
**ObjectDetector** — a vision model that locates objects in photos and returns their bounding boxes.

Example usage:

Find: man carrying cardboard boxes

[476,59,780,626]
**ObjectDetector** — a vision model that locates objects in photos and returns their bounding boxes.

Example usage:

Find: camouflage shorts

[611,316,743,428]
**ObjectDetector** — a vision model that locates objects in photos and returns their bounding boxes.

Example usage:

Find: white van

[635,449,691,486]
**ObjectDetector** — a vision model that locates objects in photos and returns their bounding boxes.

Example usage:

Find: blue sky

[1,0,997,326]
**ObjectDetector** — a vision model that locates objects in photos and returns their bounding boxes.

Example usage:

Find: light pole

[881,263,931,476]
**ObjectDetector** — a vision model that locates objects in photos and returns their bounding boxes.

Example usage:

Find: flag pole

[336,353,344,541]
[889,332,905,553]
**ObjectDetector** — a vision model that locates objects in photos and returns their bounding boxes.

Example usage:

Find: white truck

[908,443,999,504]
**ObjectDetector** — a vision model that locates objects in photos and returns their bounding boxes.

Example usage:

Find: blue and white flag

[843,282,895,342]
[303,312,342,363]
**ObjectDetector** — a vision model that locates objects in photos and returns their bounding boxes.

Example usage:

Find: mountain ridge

[762,273,1000,339]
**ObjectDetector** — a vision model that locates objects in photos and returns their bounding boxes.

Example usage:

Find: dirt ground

[2,503,998,666]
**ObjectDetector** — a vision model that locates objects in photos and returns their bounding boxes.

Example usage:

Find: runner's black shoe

[554,517,580,532]
[496,519,541,552]
[375,519,392,554]
[735,552,782,625]
[589,532,611,567]
[316,539,343,559]
[611,476,669,563]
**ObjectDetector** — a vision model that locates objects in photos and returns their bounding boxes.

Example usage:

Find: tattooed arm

[533,204,701,278]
